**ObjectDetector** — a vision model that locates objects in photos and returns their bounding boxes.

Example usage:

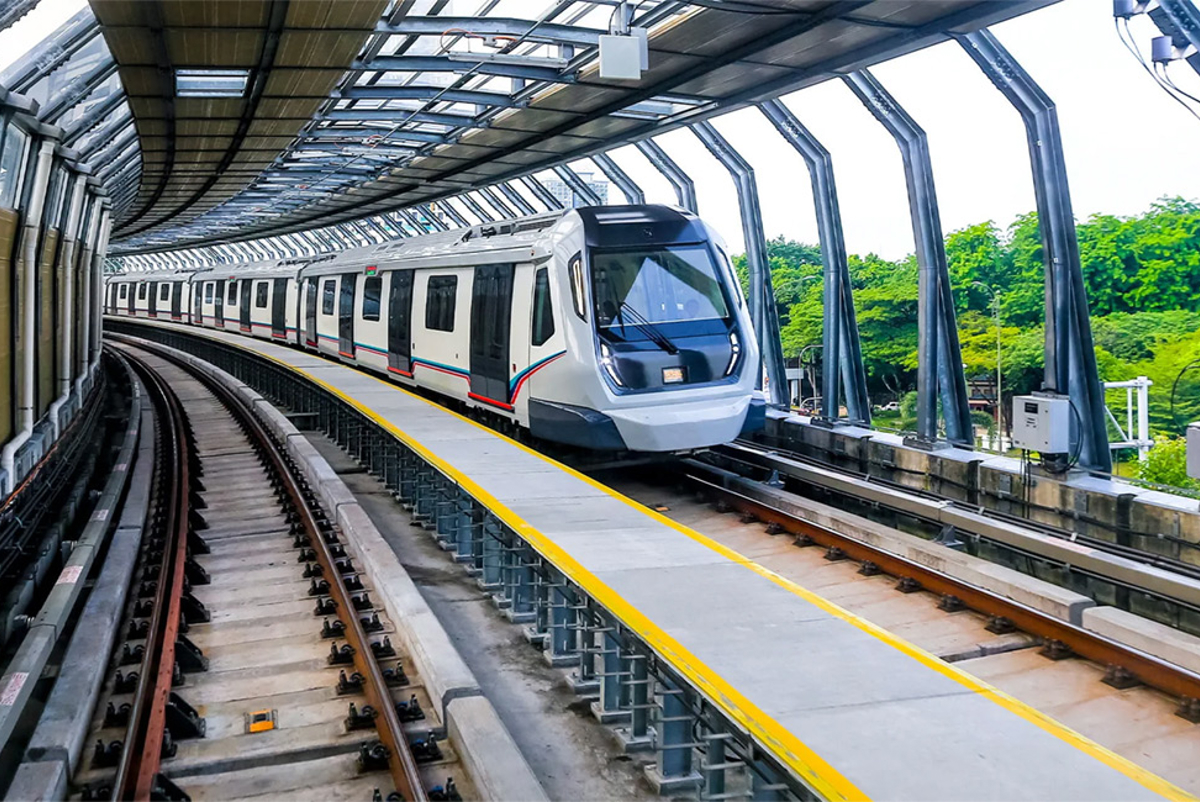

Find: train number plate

[662,367,685,384]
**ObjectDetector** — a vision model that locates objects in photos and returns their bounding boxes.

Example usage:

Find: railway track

[78,342,466,801]
[602,468,1200,796]
[709,441,1200,617]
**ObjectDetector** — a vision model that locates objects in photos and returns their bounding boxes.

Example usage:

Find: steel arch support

[521,175,563,211]
[691,121,789,408]
[592,153,645,205]
[553,165,603,206]
[460,193,496,223]
[394,209,426,235]
[843,69,973,445]
[957,30,1111,471]
[758,100,871,424]
[480,186,518,218]
[634,139,697,214]
[434,200,471,229]
[497,183,537,216]
[415,206,448,233]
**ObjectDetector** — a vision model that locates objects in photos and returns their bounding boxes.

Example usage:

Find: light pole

[973,281,1002,448]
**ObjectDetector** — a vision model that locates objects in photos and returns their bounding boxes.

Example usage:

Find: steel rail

[685,464,1200,706]
[110,335,428,802]
[112,350,191,800]
[722,440,1200,582]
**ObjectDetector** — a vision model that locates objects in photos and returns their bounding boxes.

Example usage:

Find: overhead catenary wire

[1115,17,1200,123]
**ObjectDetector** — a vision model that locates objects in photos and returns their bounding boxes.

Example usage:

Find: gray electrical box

[599,34,643,80]
[1187,423,1200,480]
[1011,394,1070,453]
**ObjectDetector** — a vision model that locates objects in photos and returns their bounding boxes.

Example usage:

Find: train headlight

[569,253,587,321]
[724,331,741,376]
[600,342,624,386]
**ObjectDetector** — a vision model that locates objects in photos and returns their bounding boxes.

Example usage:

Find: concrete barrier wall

[763,413,1200,568]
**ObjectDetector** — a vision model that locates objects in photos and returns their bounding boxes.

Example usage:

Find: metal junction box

[1011,394,1070,453]
[1187,423,1200,480]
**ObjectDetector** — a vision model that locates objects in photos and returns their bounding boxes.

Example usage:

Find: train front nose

[607,392,752,452]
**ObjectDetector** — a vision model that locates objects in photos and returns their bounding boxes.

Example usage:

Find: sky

[593,0,1200,258]
[0,0,1196,260]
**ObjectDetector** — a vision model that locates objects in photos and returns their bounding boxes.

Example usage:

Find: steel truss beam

[634,139,697,214]
[843,70,972,445]
[958,29,1111,471]
[353,55,573,84]
[691,121,789,408]
[759,100,870,424]
[592,153,644,205]
[378,17,604,48]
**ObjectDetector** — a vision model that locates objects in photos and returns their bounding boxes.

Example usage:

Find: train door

[148,282,158,317]
[271,278,287,338]
[469,264,514,405]
[126,282,134,314]
[304,277,317,346]
[239,279,252,331]
[214,279,225,326]
[194,282,204,325]
[338,274,356,357]
[171,282,182,320]
[387,270,414,375]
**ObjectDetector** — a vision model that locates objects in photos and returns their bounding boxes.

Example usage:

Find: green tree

[1136,436,1198,490]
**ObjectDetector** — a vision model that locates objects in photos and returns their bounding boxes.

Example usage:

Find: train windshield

[591,244,730,330]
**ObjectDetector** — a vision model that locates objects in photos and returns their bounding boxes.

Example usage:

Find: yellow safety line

[134,320,1192,802]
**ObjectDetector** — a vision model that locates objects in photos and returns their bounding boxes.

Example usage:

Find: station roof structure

[3,0,1058,258]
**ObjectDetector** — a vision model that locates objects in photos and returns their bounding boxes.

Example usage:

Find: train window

[204,282,214,303]
[255,281,269,308]
[362,275,382,321]
[425,275,457,332]
[322,279,336,315]
[160,283,170,301]
[0,124,28,209]
[531,267,554,346]
[227,280,238,304]
[137,283,147,300]
[119,284,128,299]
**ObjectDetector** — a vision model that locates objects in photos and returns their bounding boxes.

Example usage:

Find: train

[105,205,765,453]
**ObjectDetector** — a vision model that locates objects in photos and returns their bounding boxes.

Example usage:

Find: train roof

[108,270,194,282]
[299,210,567,277]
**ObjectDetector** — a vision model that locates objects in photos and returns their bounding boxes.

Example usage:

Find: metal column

[634,138,697,214]
[843,70,973,445]
[958,30,1111,471]
[759,99,871,423]
[592,153,645,204]
[691,121,789,408]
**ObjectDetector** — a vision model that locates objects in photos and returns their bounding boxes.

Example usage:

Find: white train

[105,205,765,452]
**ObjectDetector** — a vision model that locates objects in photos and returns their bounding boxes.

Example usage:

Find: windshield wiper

[619,302,679,355]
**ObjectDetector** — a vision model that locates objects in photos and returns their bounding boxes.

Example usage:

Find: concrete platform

[112,318,1189,802]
